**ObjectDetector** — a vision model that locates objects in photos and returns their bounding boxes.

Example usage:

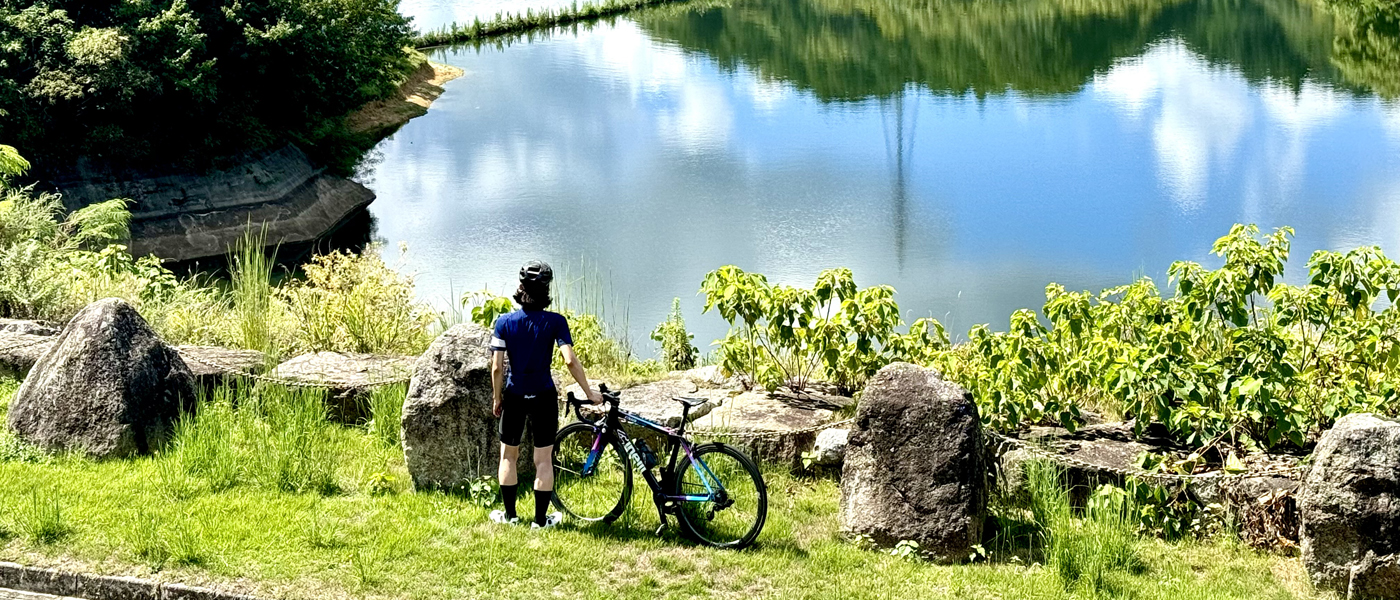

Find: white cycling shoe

[488,510,520,526]
[530,512,564,529]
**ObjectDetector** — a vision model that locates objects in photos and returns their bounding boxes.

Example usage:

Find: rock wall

[48,144,374,263]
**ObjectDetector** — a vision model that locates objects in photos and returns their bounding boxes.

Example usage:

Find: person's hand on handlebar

[586,387,603,405]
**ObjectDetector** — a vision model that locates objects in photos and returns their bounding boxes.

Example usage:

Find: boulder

[0,333,55,379]
[402,324,545,491]
[175,345,267,390]
[677,365,739,388]
[689,390,838,469]
[269,351,414,422]
[0,318,60,336]
[1300,413,1400,597]
[808,427,849,467]
[839,362,985,562]
[6,298,195,458]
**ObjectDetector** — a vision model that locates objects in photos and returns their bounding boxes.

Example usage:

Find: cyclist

[489,260,602,528]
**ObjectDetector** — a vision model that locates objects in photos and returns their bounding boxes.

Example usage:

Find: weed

[366,384,407,447]
[16,487,71,544]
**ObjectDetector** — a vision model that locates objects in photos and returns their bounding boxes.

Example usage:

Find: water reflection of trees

[637,0,1400,99]
[1327,0,1400,97]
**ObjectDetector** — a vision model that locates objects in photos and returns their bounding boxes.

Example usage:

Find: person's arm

[490,324,508,417]
[560,344,602,404]
[491,350,506,416]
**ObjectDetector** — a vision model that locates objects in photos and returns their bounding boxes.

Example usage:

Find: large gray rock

[6,298,195,458]
[839,362,985,562]
[0,333,55,379]
[175,345,267,390]
[688,389,845,468]
[0,319,60,336]
[402,324,544,491]
[269,351,414,422]
[1301,413,1400,597]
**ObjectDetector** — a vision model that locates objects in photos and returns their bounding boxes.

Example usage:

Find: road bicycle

[553,385,768,549]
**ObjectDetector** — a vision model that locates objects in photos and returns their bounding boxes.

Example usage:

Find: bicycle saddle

[672,396,709,408]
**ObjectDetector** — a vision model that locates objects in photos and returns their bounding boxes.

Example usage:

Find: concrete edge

[0,563,265,600]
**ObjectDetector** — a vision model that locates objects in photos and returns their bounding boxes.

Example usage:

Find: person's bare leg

[500,443,520,486]
[498,443,520,521]
[533,445,554,491]
[533,444,555,526]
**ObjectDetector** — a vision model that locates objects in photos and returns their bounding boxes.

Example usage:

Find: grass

[413,0,697,47]
[0,377,1320,600]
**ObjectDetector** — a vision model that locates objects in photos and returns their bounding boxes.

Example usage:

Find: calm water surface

[365,0,1400,352]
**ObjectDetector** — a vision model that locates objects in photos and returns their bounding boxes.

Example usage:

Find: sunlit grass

[0,377,1317,599]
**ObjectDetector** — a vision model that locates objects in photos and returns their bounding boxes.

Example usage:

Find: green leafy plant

[651,298,698,370]
[16,487,71,544]
[700,266,904,392]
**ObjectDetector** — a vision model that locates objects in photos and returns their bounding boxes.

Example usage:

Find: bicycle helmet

[519,260,554,284]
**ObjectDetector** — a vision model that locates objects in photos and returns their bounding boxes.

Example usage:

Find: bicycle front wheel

[553,421,632,523]
[673,443,767,549]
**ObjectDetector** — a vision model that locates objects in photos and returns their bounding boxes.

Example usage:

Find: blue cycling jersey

[490,309,573,396]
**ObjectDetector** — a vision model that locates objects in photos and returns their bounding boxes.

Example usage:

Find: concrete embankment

[45,60,463,264]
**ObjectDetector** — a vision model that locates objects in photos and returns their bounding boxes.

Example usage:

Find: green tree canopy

[0,0,414,169]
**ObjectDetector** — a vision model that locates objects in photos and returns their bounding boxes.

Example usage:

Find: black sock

[501,484,518,520]
[535,489,552,525]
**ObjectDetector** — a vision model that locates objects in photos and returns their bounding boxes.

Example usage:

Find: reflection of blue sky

[399,0,577,31]
[362,21,1400,353]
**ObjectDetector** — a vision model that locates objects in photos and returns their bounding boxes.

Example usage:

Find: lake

[364,0,1400,355]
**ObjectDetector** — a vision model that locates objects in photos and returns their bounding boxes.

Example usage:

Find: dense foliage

[0,0,414,168]
[0,146,434,358]
[700,266,906,393]
[703,225,1400,452]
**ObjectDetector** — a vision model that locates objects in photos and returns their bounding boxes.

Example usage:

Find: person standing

[488,260,602,528]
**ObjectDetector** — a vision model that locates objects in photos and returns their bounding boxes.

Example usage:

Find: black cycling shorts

[498,390,558,447]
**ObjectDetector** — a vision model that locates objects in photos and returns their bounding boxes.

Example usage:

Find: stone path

[0,589,80,600]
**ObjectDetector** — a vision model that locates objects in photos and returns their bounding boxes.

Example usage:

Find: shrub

[700,266,904,392]
[279,246,436,356]
[651,298,697,371]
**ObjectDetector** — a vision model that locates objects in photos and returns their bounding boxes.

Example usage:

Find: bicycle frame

[577,401,728,506]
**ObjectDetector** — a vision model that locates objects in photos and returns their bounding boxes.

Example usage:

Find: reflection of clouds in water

[469,137,564,203]
[577,23,732,152]
[739,75,794,115]
[1095,42,1250,214]
[1385,101,1400,144]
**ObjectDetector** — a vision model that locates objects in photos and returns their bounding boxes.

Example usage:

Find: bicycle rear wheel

[553,421,632,523]
[673,443,767,549]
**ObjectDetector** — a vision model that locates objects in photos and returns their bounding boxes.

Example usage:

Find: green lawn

[0,377,1320,600]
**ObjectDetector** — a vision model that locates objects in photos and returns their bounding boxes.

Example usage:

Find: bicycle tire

[553,421,633,523]
[672,443,767,549]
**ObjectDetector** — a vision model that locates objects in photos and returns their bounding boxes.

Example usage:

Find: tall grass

[15,487,71,544]
[229,226,278,357]
[165,384,342,496]
[555,259,664,385]
[366,383,408,447]
[413,0,694,47]
[1026,460,1140,597]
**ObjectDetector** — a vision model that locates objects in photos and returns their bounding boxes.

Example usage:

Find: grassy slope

[0,377,1316,600]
